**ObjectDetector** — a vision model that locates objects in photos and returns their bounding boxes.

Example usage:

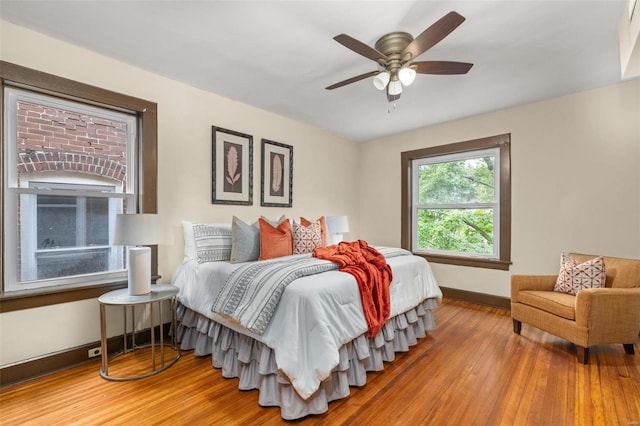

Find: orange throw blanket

[313,240,392,338]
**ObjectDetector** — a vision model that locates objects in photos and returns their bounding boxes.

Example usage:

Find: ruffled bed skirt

[175,298,439,420]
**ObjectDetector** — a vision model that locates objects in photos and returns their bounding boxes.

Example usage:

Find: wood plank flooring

[1,299,639,425]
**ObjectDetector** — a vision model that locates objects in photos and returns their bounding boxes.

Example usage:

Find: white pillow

[182,220,197,262]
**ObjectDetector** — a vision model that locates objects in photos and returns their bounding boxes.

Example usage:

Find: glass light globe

[398,67,417,86]
[388,80,403,95]
[373,71,390,90]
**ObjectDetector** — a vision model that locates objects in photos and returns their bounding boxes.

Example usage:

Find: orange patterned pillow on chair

[554,253,606,295]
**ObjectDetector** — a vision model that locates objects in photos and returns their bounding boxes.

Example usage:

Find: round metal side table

[98,284,181,381]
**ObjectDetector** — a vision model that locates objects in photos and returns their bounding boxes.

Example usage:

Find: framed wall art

[261,138,293,207]
[212,126,253,205]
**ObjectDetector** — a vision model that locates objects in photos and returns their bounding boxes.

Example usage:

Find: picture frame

[212,126,253,205]
[261,138,293,207]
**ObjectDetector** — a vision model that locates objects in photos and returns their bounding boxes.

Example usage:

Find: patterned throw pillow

[292,220,323,254]
[193,223,233,263]
[554,253,606,295]
[300,216,327,246]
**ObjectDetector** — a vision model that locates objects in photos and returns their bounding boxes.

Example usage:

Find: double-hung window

[1,61,157,311]
[3,88,136,292]
[401,134,511,270]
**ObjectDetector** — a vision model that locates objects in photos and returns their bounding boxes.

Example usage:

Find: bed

[170,220,442,420]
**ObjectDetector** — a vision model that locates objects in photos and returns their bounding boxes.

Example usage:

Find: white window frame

[3,88,137,292]
[411,147,501,259]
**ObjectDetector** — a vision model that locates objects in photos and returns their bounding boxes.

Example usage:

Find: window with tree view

[402,134,511,270]
[413,149,498,257]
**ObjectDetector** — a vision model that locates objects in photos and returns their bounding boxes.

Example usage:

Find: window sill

[414,253,511,270]
[0,276,160,313]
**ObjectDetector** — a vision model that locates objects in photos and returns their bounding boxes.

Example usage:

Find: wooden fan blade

[333,34,388,64]
[403,11,466,61]
[413,61,473,75]
[325,71,379,90]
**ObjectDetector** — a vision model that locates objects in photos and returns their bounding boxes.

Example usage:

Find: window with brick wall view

[3,88,137,292]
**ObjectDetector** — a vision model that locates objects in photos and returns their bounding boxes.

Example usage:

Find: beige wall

[359,79,640,297]
[0,21,360,366]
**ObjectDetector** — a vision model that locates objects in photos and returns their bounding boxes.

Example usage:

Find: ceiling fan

[325,11,473,103]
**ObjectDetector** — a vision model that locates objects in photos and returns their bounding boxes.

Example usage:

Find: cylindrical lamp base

[127,246,151,295]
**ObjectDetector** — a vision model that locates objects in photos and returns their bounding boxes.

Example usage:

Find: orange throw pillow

[300,216,327,247]
[258,218,293,260]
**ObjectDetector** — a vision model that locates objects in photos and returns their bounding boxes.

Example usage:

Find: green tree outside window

[416,156,495,255]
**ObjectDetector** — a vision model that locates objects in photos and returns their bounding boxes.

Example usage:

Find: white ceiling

[0,0,628,141]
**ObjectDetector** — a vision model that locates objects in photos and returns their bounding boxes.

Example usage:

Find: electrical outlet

[88,347,102,358]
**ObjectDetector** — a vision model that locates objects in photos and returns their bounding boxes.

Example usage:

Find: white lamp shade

[373,71,390,90]
[326,215,350,234]
[398,67,417,86]
[326,216,349,245]
[388,80,403,96]
[113,214,160,246]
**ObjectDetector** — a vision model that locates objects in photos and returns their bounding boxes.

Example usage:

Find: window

[401,134,511,270]
[4,89,136,291]
[1,61,157,311]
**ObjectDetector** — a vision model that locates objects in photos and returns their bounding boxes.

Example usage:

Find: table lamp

[326,215,350,245]
[113,213,159,295]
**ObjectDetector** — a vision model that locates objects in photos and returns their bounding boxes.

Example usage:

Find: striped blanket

[212,246,410,334]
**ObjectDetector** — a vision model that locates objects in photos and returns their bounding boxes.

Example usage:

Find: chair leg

[623,343,635,355]
[576,346,589,364]
[512,319,522,335]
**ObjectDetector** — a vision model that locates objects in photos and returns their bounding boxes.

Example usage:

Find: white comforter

[171,250,441,400]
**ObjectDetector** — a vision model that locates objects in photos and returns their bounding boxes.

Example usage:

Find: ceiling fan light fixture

[388,80,403,96]
[373,71,390,90]
[398,67,417,86]
[326,11,472,109]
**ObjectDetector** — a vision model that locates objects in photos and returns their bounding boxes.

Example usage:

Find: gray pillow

[230,216,260,263]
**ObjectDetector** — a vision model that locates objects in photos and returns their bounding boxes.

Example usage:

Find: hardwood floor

[1,299,639,425]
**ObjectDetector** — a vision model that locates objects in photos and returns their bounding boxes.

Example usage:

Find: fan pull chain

[387,102,398,114]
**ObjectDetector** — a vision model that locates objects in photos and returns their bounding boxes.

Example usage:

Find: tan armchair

[511,253,640,363]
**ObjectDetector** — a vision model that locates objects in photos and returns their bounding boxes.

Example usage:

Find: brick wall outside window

[15,100,127,184]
